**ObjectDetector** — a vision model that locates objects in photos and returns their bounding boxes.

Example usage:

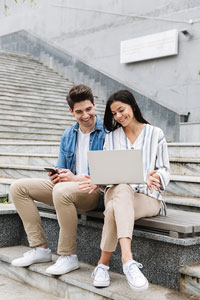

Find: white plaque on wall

[120,29,178,63]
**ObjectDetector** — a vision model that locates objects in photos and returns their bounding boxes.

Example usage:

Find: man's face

[69,100,96,133]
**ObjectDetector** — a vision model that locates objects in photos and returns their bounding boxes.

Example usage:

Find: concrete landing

[0,246,197,300]
[0,274,62,300]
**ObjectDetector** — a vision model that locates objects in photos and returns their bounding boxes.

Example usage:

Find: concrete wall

[0,0,200,121]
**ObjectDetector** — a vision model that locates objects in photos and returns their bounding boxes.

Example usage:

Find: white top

[103,124,170,214]
[75,128,90,176]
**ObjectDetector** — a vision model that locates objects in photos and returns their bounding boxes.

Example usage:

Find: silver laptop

[88,149,144,185]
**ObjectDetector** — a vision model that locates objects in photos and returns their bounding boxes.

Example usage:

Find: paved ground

[0,274,63,300]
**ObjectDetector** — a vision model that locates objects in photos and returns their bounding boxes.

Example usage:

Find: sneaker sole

[11,257,52,267]
[93,280,110,288]
[128,280,149,292]
[46,264,80,275]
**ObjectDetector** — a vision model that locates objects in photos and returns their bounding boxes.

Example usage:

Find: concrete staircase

[0,51,105,196]
[0,245,195,300]
[165,143,200,213]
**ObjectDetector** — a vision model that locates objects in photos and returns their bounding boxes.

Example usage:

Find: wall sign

[120,29,178,63]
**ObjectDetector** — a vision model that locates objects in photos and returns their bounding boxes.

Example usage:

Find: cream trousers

[10,178,99,255]
[100,183,161,252]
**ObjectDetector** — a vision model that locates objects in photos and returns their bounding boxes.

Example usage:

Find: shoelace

[91,265,108,279]
[54,255,70,266]
[125,261,143,281]
[24,248,36,257]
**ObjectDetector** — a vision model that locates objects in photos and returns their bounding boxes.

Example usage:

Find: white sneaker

[11,247,52,267]
[123,260,149,292]
[92,264,110,287]
[46,254,79,275]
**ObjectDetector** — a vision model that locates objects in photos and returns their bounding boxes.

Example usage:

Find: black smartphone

[44,168,59,175]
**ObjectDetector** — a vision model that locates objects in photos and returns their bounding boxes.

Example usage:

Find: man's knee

[53,182,78,206]
[10,178,30,199]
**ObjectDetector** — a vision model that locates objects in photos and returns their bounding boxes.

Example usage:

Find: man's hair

[66,84,94,110]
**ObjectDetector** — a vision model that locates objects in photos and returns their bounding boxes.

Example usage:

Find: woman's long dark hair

[104,90,149,132]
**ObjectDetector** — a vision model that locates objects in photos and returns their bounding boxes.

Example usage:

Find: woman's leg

[100,184,161,263]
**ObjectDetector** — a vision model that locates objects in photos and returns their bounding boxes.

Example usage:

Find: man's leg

[53,181,99,255]
[10,178,54,267]
[46,181,99,275]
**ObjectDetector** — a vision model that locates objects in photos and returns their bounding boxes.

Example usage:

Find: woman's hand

[146,170,161,194]
[79,175,99,194]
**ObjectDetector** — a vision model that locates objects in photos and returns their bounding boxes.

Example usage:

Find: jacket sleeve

[155,130,170,190]
[56,136,66,169]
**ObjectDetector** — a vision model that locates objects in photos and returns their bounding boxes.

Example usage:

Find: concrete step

[0,125,65,135]
[0,178,15,196]
[0,103,71,115]
[0,53,62,69]
[0,130,61,141]
[0,98,105,113]
[0,153,58,166]
[0,106,104,119]
[170,157,200,176]
[0,164,48,179]
[164,195,200,213]
[0,152,58,167]
[0,111,75,124]
[0,274,61,300]
[0,75,71,90]
[0,63,68,79]
[166,175,200,197]
[0,245,193,300]
[168,143,200,158]
[0,142,60,154]
[179,264,200,298]
[0,118,71,129]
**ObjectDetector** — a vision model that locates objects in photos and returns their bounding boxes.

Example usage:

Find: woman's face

[110,101,135,128]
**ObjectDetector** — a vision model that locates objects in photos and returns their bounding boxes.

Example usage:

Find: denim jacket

[56,115,106,174]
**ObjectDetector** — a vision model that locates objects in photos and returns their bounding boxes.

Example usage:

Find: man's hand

[59,169,76,182]
[146,170,161,194]
[79,175,99,194]
[48,168,61,184]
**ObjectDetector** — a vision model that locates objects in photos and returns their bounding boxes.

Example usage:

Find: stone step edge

[0,153,58,158]
[164,195,200,208]
[170,157,200,163]
[179,264,200,279]
[0,129,62,136]
[0,142,60,146]
[0,108,103,119]
[170,175,200,183]
[0,164,199,182]
[0,124,66,132]
[0,245,189,300]
[168,143,200,147]
[0,164,47,171]
[0,152,199,164]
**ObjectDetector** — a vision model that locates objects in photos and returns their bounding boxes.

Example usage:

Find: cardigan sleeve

[155,129,170,190]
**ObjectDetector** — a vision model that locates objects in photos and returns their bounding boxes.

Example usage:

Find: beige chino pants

[10,178,99,255]
[100,183,161,252]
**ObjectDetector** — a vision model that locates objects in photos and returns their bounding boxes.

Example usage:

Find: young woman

[79,90,170,292]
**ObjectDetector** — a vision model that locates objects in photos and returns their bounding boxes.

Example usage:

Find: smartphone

[44,168,59,175]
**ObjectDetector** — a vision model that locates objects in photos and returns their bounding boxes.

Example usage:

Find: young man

[10,84,106,275]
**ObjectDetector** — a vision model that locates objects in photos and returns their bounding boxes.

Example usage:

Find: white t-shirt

[75,128,90,176]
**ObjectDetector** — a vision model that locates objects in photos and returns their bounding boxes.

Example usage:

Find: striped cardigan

[103,124,170,215]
